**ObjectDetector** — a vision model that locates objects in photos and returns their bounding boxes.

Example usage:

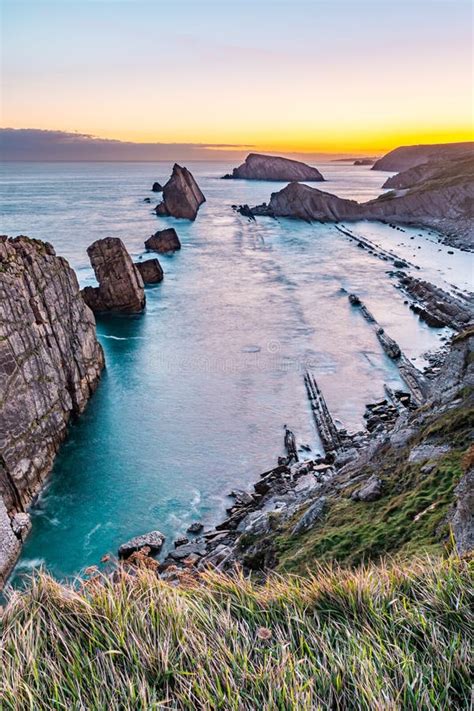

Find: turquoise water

[0,161,462,582]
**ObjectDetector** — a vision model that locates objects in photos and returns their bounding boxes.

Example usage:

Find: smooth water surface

[1,161,468,582]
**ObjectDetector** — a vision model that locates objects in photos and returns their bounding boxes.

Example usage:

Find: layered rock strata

[82,237,145,313]
[155,164,205,220]
[0,235,104,585]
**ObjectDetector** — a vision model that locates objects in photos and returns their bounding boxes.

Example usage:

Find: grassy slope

[275,397,473,574]
[2,556,472,710]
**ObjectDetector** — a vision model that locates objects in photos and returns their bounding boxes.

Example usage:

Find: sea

[1,160,472,583]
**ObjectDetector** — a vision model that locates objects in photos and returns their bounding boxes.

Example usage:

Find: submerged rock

[223,153,324,182]
[145,228,181,253]
[82,237,145,314]
[135,259,164,284]
[118,530,165,559]
[0,235,105,586]
[155,164,205,220]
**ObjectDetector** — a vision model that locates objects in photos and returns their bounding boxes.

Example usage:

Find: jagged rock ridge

[0,235,105,585]
[223,153,324,182]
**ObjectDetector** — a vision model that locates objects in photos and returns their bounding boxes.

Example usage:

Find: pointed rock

[155,164,205,220]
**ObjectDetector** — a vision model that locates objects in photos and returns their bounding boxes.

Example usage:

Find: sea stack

[145,228,181,253]
[222,153,324,182]
[82,237,146,313]
[0,235,105,585]
[155,164,205,220]
[135,259,164,284]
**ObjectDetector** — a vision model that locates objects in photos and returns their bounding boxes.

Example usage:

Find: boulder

[82,237,145,314]
[291,497,327,535]
[187,521,204,534]
[351,475,383,502]
[145,228,181,253]
[118,530,165,559]
[155,164,205,220]
[451,468,473,555]
[135,259,163,284]
[152,182,163,192]
[223,153,324,182]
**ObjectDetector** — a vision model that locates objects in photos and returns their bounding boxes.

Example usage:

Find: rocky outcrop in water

[247,162,474,249]
[155,164,205,220]
[135,259,163,284]
[372,141,472,172]
[223,153,324,182]
[0,235,104,585]
[145,228,181,253]
[82,237,145,313]
[150,328,473,579]
[151,182,163,193]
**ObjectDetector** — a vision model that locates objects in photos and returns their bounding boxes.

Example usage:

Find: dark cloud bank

[0,128,252,162]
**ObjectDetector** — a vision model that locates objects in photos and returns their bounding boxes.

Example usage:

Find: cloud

[0,128,253,161]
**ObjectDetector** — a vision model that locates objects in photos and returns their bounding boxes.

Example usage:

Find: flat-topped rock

[82,237,145,313]
[118,530,165,559]
[155,164,205,220]
[135,259,163,284]
[223,153,324,182]
[145,228,181,253]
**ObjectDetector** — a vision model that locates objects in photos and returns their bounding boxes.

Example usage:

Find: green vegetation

[2,556,472,710]
[276,400,473,573]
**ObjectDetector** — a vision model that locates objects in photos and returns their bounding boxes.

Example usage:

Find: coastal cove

[1,160,469,583]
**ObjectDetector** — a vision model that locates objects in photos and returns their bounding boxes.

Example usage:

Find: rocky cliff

[0,235,105,585]
[372,141,472,172]
[155,164,205,221]
[223,153,324,181]
[249,160,474,249]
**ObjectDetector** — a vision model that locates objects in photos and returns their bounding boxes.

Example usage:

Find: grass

[1,555,472,710]
[273,396,473,573]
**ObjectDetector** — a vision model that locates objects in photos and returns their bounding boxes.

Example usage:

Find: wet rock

[155,164,205,220]
[187,521,204,534]
[143,197,151,203]
[118,530,165,559]
[174,536,189,548]
[135,259,164,284]
[82,237,145,314]
[152,182,163,192]
[145,228,181,253]
[351,475,382,502]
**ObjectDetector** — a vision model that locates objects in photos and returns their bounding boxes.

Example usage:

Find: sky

[1,0,473,157]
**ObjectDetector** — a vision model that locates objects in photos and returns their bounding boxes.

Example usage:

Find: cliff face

[372,141,472,172]
[0,236,105,585]
[224,153,324,182]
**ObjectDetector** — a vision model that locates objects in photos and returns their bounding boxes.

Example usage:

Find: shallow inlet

[1,161,468,583]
